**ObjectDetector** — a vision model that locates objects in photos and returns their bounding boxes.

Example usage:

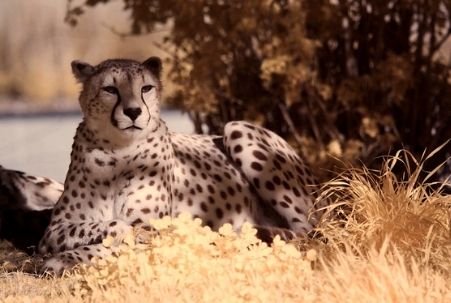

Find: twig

[152,42,180,62]
[101,22,171,39]
[278,102,304,148]
[431,30,451,55]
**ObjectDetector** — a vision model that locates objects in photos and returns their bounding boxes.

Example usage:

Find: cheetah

[0,56,325,274]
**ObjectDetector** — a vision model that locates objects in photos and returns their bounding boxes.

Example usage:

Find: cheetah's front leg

[41,243,116,275]
[38,219,132,255]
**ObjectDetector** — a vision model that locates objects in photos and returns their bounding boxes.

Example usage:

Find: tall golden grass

[0,149,450,302]
[315,145,451,274]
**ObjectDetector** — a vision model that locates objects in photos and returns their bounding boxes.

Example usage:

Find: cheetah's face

[71,57,162,144]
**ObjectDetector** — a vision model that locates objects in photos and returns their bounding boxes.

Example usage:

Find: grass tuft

[316,147,451,274]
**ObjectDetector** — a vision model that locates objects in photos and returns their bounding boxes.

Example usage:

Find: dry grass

[1,149,450,302]
[315,147,451,274]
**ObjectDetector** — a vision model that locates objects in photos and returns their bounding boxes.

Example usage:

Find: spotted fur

[1,57,326,274]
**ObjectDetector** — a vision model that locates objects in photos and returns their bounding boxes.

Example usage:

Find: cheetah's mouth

[123,125,143,131]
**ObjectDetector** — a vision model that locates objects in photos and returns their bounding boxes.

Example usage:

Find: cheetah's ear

[71,60,95,83]
[142,56,162,79]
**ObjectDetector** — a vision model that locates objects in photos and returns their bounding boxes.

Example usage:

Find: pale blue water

[0,110,193,181]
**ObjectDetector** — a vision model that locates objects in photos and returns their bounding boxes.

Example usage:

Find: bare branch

[278,103,304,148]
[101,22,171,39]
[431,29,451,55]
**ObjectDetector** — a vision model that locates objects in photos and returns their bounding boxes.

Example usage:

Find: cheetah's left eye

[102,86,118,94]
[141,85,154,93]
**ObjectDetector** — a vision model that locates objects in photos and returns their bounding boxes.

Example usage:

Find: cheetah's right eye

[102,86,118,94]
[141,85,154,93]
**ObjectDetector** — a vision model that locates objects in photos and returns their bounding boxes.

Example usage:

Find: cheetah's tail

[0,166,62,253]
[0,165,63,211]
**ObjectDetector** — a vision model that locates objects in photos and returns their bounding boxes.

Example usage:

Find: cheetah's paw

[40,256,76,276]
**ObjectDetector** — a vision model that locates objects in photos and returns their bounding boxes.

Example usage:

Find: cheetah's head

[71,57,162,145]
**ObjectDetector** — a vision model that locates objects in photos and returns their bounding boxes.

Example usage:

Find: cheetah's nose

[123,107,142,121]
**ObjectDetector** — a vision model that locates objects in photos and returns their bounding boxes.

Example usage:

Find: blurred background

[0,0,450,183]
[0,0,191,180]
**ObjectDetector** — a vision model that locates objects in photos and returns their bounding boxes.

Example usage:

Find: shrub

[67,0,451,180]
